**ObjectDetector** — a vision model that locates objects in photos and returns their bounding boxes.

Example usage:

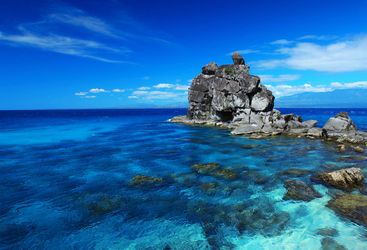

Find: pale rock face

[323,112,356,132]
[250,87,274,112]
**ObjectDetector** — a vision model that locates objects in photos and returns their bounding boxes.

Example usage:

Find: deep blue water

[0,108,367,249]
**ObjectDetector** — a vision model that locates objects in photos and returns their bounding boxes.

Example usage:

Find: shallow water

[0,108,366,249]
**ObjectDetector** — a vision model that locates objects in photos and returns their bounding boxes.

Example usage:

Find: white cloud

[138,86,150,90]
[226,49,259,56]
[298,34,337,41]
[267,80,367,97]
[270,39,293,45]
[128,95,138,99]
[257,35,367,72]
[83,95,96,99]
[75,91,88,96]
[153,83,174,89]
[174,85,190,91]
[153,83,189,91]
[47,7,118,38]
[258,74,300,83]
[0,31,124,63]
[89,88,108,93]
[112,88,125,93]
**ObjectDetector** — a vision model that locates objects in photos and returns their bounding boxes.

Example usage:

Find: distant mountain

[276,89,367,108]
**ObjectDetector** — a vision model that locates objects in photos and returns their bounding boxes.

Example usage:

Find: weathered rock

[327,193,367,226]
[187,52,274,122]
[201,62,218,75]
[307,127,322,137]
[283,179,322,202]
[251,86,274,112]
[323,112,356,132]
[321,237,347,250]
[302,120,318,128]
[232,52,245,65]
[231,124,262,135]
[312,167,364,191]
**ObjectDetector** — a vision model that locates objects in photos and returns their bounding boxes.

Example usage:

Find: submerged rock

[191,163,220,175]
[279,168,312,177]
[327,193,367,226]
[214,169,238,180]
[317,228,339,237]
[312,167,364,191]
[130,175,164,187]
[321,237,347,250]
[283,179,322,202]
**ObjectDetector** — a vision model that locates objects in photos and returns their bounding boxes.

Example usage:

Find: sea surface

[0,108,367,249]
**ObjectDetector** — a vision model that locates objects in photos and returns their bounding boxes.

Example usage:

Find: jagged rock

[187,52,273,121]
[323,112,356,132]
[232,52,245,65]
[283,179,322,202]
[327,193,367,226]
[202,62,218,75]
[312,167,364,191]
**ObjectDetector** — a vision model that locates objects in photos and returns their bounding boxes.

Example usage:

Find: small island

[171,52,367,146]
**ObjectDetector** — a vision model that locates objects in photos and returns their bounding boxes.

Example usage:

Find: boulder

[302,120,318,128]
[312,167,364,191]
[283,179,322,202]
[323,112,356,132]
[251,86,274,112]
[327,193,367,226]
[232,52,245,65]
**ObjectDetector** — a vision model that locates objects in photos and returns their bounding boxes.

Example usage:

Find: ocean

[0,108,366,249]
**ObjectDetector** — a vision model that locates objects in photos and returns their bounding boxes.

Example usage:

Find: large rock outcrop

[188,54,274,122]
[170,52,367,145]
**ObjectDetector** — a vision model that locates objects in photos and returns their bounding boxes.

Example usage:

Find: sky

[0,0,366,109]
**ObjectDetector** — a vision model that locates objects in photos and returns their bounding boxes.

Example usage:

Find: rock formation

[170,52,367,145]
[283,179,322,202]
[311,167,364,191]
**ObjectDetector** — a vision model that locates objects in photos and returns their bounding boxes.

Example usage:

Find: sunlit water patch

[0,109,367,249]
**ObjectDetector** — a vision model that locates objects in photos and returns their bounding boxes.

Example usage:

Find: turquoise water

[0,109,366,249]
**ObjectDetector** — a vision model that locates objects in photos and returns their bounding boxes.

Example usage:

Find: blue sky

[0,0,366,109]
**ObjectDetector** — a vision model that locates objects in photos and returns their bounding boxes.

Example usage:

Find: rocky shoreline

[166,52,367,233]
[170,52,367,147]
